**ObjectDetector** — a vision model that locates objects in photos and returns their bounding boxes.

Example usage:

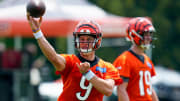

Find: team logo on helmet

[80,29,91,33]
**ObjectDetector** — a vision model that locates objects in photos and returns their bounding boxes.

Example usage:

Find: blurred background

[0,0,179,101]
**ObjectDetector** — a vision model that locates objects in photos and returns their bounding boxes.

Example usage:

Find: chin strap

[140,44,151,50]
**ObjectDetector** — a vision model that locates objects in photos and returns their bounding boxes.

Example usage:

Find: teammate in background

[113,17,159,101]
[27,14,122,101]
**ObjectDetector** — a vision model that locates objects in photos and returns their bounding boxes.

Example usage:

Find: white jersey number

[76,76,93,100]
[139,70,152,96]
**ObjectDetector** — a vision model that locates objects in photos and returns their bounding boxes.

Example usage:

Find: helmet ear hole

[94,38,101,49]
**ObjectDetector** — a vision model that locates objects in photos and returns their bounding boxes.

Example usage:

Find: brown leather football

[26,0,46,18]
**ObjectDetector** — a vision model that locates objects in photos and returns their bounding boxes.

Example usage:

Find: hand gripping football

[26,0,46,18]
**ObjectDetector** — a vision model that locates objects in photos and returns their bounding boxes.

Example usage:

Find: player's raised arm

[26,14,66,71]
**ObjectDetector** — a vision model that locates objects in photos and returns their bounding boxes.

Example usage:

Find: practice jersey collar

[128,49,145,63]
[76,53,100,67]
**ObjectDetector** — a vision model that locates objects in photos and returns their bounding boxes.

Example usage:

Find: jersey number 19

[139,70,152,96]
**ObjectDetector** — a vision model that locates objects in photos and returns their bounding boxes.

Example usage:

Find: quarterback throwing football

[27,14,122,101]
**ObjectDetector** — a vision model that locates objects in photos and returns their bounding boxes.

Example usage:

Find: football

[26,0,46,18]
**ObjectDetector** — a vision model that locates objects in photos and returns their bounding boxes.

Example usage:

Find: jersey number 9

[76,76,93,100]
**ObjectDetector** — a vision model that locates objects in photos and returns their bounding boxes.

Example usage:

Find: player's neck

[80,51,95,61]
[130,44,144,55]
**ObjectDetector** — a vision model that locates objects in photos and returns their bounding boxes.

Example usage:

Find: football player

[113,17,159,101]
[27,14,122,101]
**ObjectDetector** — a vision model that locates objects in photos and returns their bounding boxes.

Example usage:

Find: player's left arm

[151,88,159,101]
[151,63,159,101]
[76,62,115,96]
[89,76,115,96]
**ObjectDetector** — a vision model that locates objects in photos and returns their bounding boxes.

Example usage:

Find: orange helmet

[127,17,156,49]
[73,20,102,53]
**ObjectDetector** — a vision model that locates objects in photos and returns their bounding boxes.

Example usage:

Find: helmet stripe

[78,24,97,33]
[142,24,152,32]
[137,22,143,33]
[132,29,143,39]
[134,19,141,31]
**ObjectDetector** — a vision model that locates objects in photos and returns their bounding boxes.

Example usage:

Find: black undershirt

[76,53,99,67]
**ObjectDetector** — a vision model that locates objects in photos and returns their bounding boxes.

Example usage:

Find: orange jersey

[113,50,156,101]
[56,54,121,101]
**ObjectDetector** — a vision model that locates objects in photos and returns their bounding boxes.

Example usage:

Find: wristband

[32,28,40,33]
[84,70,95,81]
[33,30,43,39]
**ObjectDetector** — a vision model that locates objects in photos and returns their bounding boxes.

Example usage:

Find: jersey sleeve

[113,54,131,78]
[55,54,73,76]
[150,60,156,77]
[145,55,156,77]
[151,65,156,77]
[104,62,123,85]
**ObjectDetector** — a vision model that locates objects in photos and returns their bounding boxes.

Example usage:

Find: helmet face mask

[73,20,102,53]
[127,17,156,50]
[75,34,96,53]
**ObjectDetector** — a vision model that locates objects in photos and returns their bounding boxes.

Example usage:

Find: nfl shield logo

[146,62,152,68]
